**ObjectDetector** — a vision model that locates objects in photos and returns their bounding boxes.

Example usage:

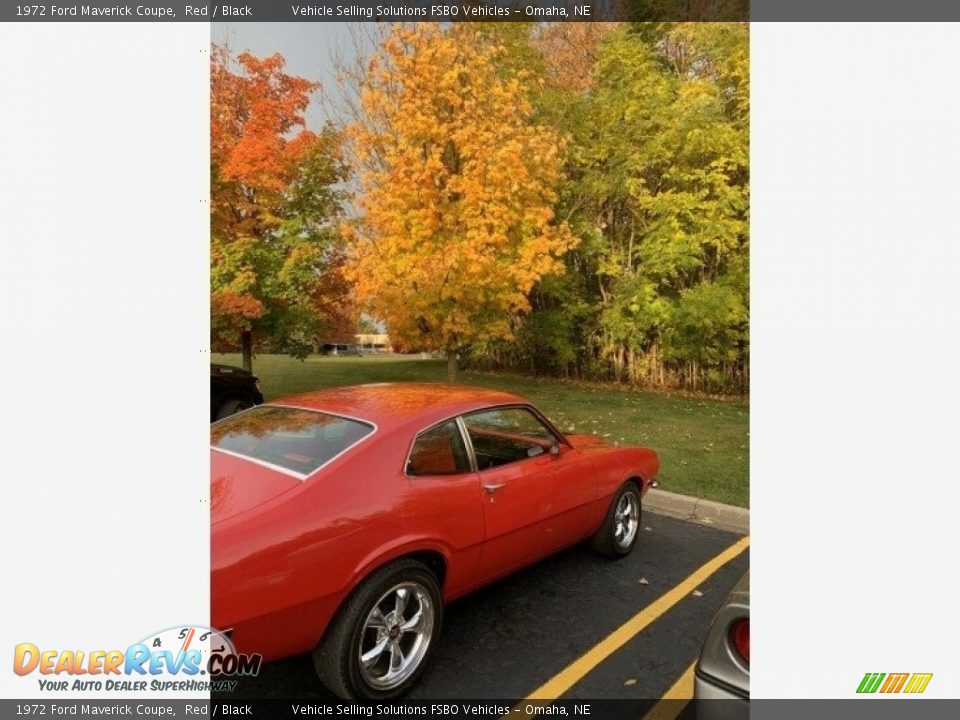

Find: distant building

[355,333,391,352]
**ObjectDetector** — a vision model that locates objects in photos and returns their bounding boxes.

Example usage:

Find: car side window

[406,420,471,476]
[463,408,559,471]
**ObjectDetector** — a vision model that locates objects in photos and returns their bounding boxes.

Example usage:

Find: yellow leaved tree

[345,25,576,382]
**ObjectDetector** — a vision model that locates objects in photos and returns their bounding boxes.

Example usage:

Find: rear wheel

[590,482,641,558]
[215,398,252,420]
[314,559,442,699]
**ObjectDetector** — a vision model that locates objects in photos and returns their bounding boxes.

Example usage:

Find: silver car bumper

[694,669,749,720]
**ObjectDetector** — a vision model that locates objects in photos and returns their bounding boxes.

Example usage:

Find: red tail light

[729,618,749,666]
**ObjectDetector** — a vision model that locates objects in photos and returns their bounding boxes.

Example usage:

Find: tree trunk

[446,351,458,384]
[241,330,253,372]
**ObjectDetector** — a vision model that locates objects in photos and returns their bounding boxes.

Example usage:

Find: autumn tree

[345,24,576,383]
[211,47,348,370]
[585,23,749,390]
[461,23,749,393]
[534,22,623,92]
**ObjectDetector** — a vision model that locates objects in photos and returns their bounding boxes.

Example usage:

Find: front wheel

[313,559,442,699]
[590,482,642,558]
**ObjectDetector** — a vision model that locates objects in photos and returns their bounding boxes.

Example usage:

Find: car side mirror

[550,442,561,457]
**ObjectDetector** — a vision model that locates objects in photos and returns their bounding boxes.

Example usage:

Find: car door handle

[483,482,506,494]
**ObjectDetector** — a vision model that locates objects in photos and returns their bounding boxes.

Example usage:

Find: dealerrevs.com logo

[857,672,933,695]
[13,626,261,692]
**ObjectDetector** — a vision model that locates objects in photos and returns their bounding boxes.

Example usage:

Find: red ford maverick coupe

[211,383,659,698]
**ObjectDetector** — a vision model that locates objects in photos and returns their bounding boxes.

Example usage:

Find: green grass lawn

[212,353,749,508]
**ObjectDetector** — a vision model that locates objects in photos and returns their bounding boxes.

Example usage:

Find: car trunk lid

[210,449,301,524]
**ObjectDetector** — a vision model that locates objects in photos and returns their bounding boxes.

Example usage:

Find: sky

[211,22,366,130]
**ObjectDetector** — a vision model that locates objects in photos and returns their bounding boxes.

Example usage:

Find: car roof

[270,383,527,430]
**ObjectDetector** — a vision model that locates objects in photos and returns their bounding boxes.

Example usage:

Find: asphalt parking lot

[221,509,748,710]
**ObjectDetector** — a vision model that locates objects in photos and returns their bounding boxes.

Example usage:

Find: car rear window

[211,406,375,477]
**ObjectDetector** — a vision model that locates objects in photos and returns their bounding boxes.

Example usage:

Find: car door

[405,418,485,591]
[464,406,597,582]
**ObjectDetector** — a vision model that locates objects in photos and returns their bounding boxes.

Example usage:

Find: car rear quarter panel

[212,428,485,660]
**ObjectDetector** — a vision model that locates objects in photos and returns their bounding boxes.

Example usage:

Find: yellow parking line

[641,661,696,720]
[523,536,750,701]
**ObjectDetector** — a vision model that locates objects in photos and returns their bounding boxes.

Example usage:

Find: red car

[211,383,659,699]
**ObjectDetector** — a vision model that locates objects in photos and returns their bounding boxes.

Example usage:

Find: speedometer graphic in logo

[136,625,241,676]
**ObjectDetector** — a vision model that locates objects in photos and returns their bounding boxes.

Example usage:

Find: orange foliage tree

[211,47,349,369]
[534,22,623,92]
[346,25,576,382]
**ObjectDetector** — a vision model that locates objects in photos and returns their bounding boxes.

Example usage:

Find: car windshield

[211,406,375,477]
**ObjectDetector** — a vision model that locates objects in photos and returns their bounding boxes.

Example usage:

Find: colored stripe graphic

[857,672,932,694]
[903,673,933,694]
[880,673,908,693]
[856,673,885,693]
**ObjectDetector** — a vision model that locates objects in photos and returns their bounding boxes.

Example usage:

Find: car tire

[313,558,443,700]
[589,481,642,559]
[215,398,252,420]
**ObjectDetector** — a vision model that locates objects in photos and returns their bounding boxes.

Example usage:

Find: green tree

[476,23,749,393]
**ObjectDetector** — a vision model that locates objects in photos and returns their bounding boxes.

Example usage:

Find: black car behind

[211,364,263,421]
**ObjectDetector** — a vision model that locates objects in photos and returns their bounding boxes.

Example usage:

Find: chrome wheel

[614,491,639,549]
[357,582,434,691]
